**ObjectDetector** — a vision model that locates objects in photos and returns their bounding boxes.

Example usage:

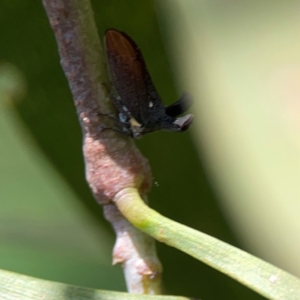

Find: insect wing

[165,93,192,118]
[105,29,164,126]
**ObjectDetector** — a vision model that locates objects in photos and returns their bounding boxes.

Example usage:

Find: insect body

[105,29,193,138]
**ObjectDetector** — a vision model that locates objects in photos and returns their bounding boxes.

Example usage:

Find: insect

[104,29,193,138]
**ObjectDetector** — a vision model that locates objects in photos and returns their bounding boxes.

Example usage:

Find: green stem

[0,268,191,300]
[114,188,300,300]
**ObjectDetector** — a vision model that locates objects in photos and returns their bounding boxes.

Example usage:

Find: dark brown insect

[104,29,193,138]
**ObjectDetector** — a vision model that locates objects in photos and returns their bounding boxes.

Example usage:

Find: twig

[42,0,162,294]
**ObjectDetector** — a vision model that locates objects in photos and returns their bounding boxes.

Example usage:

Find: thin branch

[42,0,162,294]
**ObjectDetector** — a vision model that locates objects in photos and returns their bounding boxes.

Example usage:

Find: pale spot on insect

[119,113,128,124]
[149,101,153,108]
[130,117,142,128]
[122,105,129,112]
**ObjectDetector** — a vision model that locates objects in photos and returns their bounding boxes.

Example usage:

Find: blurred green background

[1,1,300,299]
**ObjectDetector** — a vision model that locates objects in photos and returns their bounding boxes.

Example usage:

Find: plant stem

[43,0,161,294]
[114,187,300,300]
